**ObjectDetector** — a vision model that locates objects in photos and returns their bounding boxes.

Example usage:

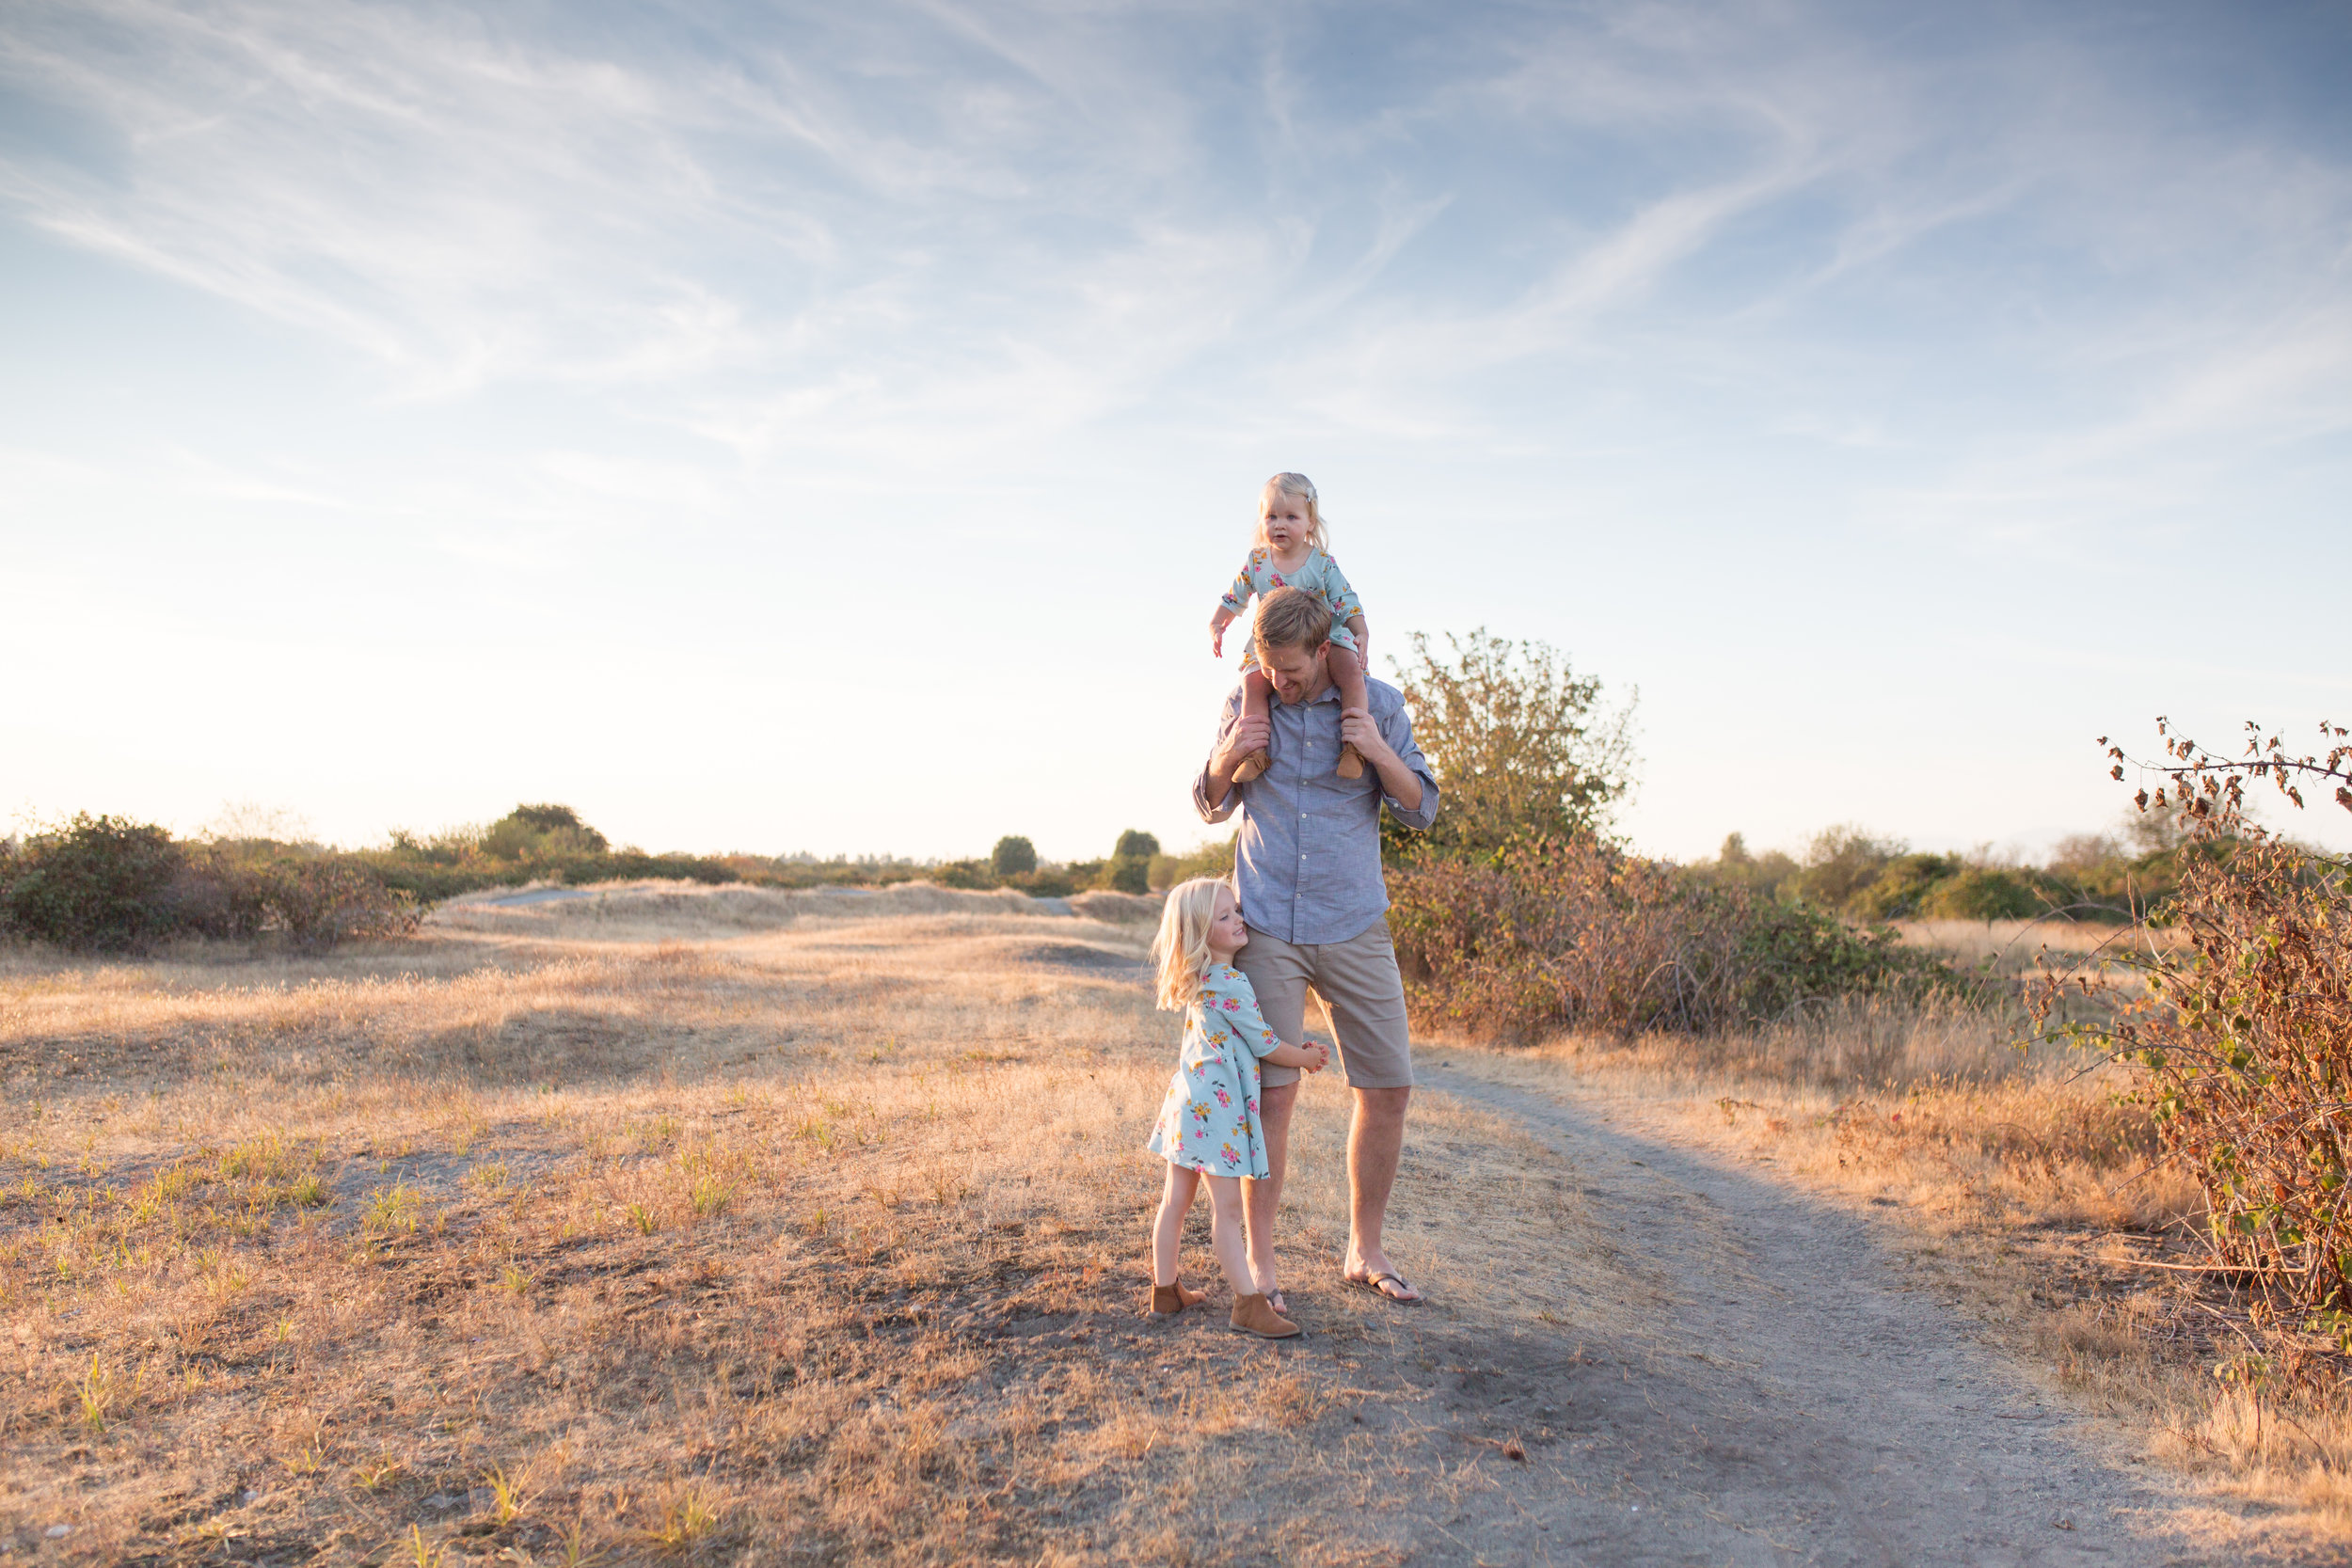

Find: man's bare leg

[1343,1086,1421,1300]
[1328,646,1370,778]
[1233,668,1276,783]
[1242,1079,1297,1305]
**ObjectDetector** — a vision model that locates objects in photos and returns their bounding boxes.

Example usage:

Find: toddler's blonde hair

[1256,471,1329,553]
[1151,877,1231,1011]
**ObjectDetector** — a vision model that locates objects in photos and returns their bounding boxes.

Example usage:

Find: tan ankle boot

[1148,1278,1206,1317]
[1233,749,1270,784]
[1230,1291,1301,1339]
[1335,743,1365,779]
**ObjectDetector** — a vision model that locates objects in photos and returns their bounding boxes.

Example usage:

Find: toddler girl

[1208,472,1373,783]
[1143,877,1328,1338]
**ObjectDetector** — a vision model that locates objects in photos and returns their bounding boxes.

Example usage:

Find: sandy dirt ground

[1341,1053,2227,1566]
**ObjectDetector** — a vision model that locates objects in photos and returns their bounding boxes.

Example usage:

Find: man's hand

[1339,706,1397,770]
[1212,713,1271,779]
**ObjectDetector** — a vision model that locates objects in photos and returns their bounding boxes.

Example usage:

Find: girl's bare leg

[1330,646,1370,778]
[1211,1175,1300,1337]
[1152,1162,1199,1286]
[1234,669,1275,782]
[1149,1163,1208,1314]
[1203,1176,1254,1296]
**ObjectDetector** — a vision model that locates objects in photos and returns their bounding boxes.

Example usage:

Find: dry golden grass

[1892,914,2182,980]
[0,882,1629,1565]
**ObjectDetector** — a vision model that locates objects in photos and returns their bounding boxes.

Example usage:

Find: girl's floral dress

[1147,964,1285,1179]
[1219,546,1364,673]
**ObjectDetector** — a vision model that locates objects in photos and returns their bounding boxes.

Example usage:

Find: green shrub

[1849,852,1963,920]
[253,856,418,949]
[0,815,186,953]
[1114,830,1160,860]
[1386,833,1963,1040]
[2033,715,2352,1324]
[1917,866,2046,921]
[0,817,415,953]
[990,836,1039,877]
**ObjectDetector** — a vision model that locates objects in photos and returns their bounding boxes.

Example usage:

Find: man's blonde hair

[1151,877,1231,1011]
[1255,471,1329,553]
[1251,584,1334,657]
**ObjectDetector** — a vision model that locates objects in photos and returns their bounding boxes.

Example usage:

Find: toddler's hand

[1308,1041,1331,1073]
[1212,626,1225,657]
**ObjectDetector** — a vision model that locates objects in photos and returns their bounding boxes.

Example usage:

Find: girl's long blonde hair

[1255,471,1329,553]
[1151,877,1230,1010]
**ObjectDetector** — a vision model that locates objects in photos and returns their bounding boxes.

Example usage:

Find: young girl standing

[1144,877,1328,1338]
[1208,472,1373,783]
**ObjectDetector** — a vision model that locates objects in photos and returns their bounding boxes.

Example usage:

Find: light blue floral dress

[1147,965,1286,1179]
[1220,546,1364,673]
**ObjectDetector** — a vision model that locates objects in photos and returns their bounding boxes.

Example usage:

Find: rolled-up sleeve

[1378,697,1441,831]
[1194,693,1244,823]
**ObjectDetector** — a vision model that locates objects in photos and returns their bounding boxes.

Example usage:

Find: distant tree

[1390,629,1637,858]
[1695,832,1804,902]
[1104,829,1160,895]
[1150,833,1237,893]
[1788,825,1903,911]
[990,835,1039,877]
[1848,852,1964,921]
[484,803,609,862]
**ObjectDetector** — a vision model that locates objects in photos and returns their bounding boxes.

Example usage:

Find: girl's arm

[1263,1038,1330,1072]
[1217,985,1330,1072]
[1210,602,1238,657]
[1214,560,1257,657]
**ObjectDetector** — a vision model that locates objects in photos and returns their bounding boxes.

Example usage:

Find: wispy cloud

[4,0,2349,856]
[8,0,2344,481]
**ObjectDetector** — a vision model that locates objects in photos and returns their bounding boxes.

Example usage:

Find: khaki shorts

[1235,918,1414,1090]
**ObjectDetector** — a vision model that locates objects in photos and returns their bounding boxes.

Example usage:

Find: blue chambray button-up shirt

[1191,675,1441,945]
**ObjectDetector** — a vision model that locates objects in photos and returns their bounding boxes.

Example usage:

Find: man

[1192,585,1441,1306]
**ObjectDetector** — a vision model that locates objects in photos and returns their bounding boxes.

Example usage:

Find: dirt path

[1299,1053,2242,1566]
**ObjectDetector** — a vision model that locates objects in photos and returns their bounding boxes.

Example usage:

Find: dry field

[1,883,1636,1566]
[2,890,2340,1564]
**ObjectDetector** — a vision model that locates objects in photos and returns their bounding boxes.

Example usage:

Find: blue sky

[4,0,2348,863]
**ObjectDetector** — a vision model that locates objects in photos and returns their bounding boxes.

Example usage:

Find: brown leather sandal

[1336,743,1365,779]
[1344,1270,1422,1304]
[1232,749,1270,784]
